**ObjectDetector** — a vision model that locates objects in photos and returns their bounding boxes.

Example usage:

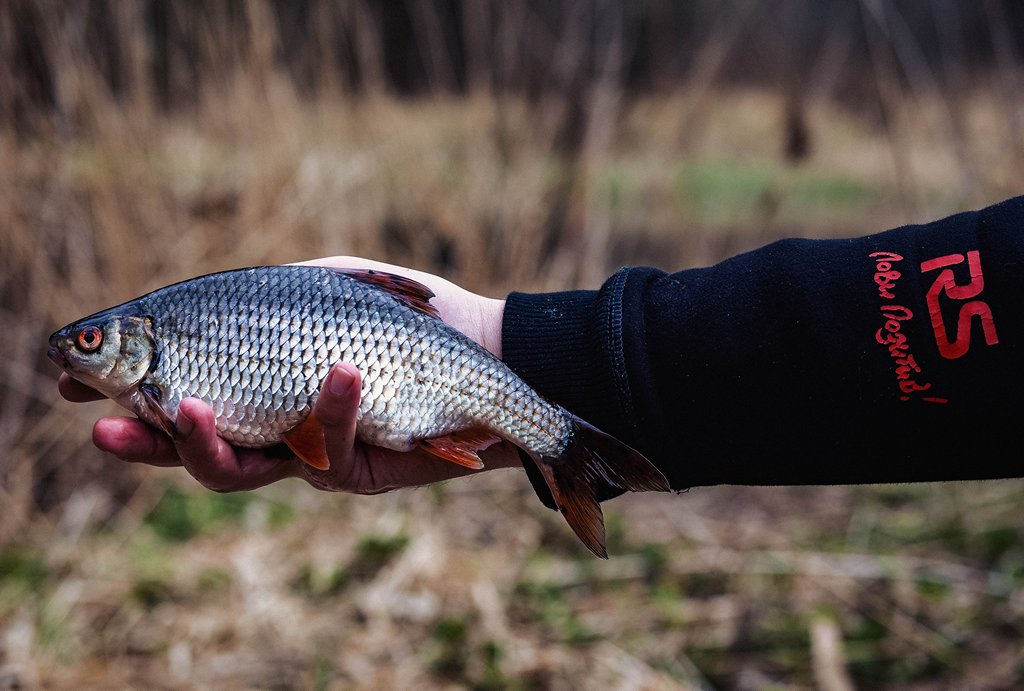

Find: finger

[174,398,293,491]
[479,440,523,469]
[173,398,245,490]
[59,374,105,402]
[93,416,182,467]
[315,363,361,469]
[233,448,300,489]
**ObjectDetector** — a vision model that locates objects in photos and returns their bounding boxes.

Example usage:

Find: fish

[48,265,669,557]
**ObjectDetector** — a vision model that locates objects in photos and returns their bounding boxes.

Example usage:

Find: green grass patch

[678,570,730,599]
[477,639,506,691]
[596,163,649,214]
[514,581,596,645]
[604,511,627,555]
[266,499,297,528]
[915,576,951,600]
[144,484,254,542]
[0,545,49,594]
[639,542,669,588]
[197,567,233,594]
[431,616,470,679]
[350,534,409,579]
[675,158,875,228]
[290,563,350,599]
[972,526,1021,564]
[290,534,409,598]
[313,645,335,691]
[676,159,777,225]
[131,577,174,610]
[786,171,872,209]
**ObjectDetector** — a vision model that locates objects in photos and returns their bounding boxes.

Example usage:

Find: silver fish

[49,266,668,556]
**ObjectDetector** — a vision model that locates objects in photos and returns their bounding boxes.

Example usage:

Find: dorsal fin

[333,268,441,318]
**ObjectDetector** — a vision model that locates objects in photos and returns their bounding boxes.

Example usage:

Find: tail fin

[528,415,670,559]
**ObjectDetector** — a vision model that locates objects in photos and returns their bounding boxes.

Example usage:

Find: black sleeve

[502,196,1024,503]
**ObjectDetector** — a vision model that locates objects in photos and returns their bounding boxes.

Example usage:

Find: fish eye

[76,326,103,353]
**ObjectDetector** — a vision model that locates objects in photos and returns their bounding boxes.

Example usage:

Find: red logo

[920,251,999,359]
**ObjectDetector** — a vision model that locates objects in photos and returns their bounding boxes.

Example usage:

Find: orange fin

[419,429,501,470]
[334,268,441,319]
[282,411,331,470]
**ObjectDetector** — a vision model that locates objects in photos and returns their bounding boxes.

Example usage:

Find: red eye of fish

[76,326,103,353]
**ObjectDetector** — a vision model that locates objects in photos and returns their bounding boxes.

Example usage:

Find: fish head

[49,311,155,399]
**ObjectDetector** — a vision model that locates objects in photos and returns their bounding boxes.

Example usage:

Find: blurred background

[2,1,1024,688]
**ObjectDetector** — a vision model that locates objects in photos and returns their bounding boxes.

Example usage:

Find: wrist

[477,297,506,358]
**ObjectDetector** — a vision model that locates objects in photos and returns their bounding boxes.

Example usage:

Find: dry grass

[2,25,1024,688]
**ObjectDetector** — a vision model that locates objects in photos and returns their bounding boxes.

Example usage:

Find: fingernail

[328,366,355,396]
[177,409,195,438]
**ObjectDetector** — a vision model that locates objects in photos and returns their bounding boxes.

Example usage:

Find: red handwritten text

[869,251,903,300]
[868,251,947,404]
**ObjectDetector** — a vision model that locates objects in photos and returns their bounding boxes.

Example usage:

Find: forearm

[502,196,1024,489]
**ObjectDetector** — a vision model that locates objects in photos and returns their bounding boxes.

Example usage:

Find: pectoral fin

[140,383,177,438]
[283,412,331,470]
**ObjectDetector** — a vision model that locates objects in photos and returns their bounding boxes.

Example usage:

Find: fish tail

[527,414,670,559]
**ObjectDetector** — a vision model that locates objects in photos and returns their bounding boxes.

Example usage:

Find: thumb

[315,363,361,467]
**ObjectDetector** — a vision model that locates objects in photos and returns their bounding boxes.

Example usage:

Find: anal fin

[419,429,501,470]
[283,411,331,470]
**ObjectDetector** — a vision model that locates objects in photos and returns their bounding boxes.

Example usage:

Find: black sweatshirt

[502,196,1024,505]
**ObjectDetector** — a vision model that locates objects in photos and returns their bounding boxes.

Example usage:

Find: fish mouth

[48,345,68,370]
[47,331,69,370]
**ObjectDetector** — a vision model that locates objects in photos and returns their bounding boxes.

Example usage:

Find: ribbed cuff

[502,289,599,408]
[502,289,598,509]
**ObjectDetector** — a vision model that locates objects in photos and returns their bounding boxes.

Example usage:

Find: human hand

[58,257,519,493]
